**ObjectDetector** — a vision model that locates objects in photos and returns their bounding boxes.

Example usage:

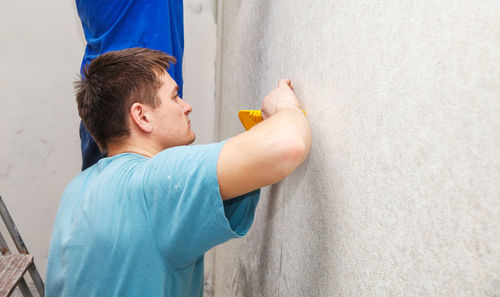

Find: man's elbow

[284,138,307,163]
[276,136,309,178]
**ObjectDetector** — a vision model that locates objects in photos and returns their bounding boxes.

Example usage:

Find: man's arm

[217,79,311,200]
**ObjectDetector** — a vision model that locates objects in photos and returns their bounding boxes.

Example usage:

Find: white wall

[183,0,217,145]
[0,0,84,279]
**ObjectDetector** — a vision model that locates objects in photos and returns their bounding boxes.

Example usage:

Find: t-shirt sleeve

[141,141,260,269]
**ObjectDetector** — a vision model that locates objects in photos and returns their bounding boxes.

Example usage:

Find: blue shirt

[46,141,260,296]
[76,0,184,96]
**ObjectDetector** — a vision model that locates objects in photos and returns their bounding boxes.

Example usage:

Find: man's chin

[188,133,196,145]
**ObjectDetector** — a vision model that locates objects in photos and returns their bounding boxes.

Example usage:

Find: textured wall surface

[208,1,500,296]
[0,0,84,279]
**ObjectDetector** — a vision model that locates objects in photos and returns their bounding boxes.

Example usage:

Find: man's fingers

[261,110,269,120]
[278,79,292,89]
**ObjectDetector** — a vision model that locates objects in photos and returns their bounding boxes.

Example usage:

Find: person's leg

[79,121,106,171]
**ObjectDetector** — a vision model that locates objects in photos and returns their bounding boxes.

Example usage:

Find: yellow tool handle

[238,109,306,130]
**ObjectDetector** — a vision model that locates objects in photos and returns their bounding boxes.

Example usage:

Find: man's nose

[180,98,192,115]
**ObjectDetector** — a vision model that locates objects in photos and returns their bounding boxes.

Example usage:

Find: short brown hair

[75,47,176,151]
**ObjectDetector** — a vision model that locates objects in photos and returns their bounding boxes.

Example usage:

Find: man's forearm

[249,106,311,176]
[216,82,311,199]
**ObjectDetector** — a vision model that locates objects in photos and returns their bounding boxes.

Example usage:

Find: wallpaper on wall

[206,1,500,296]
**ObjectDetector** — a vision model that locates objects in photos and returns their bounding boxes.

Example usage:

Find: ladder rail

[0,195,45,297]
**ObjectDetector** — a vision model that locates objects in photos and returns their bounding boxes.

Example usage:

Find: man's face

[151,71,195,148]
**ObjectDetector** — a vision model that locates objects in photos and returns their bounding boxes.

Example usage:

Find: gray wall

[207,1,500,296]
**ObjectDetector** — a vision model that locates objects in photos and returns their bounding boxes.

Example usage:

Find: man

[76,0,184,170]
[46,48,311,296]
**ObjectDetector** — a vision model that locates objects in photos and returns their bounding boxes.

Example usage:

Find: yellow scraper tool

[238,109,306,130]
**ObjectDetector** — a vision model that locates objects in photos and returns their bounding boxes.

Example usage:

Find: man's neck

[107,142,160,158]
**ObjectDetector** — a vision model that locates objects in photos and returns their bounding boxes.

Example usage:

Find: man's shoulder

[67,154,147,189]
[151,142,226,163]
[140,142,227,189]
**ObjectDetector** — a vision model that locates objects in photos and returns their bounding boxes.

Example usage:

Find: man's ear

[130,102,153,133]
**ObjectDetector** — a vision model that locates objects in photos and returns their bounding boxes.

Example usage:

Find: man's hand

[217,79,311,200]
[261,79,301,120]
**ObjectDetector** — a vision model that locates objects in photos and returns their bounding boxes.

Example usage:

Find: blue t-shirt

[46,141,260,297]
[76,0,184,95]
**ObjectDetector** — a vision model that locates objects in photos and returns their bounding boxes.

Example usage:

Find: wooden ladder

[0,195,44,297]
